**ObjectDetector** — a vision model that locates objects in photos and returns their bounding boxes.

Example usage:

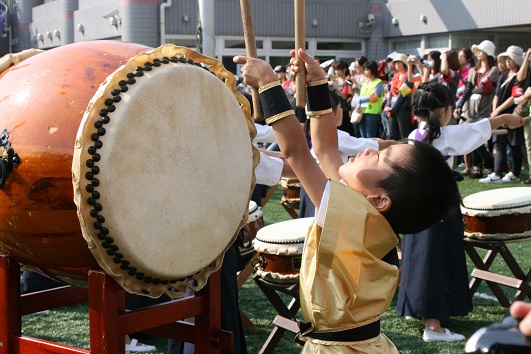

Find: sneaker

[125,338,156,353]
[502,172,520,183]
[479,173,502,184]
[458,162,466,168]
[423,328,465,342]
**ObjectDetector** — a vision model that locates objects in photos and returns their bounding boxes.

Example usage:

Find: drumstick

[295,0,306,108]
[491,129,508,135]
[239,0,264,121]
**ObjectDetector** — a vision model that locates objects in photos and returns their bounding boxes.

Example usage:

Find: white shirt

[254,123,277,144]
[311,130,379,164]
[255,152,283,187]
[408,118,492,167]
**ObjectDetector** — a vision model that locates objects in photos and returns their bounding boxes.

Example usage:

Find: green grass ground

[20,168,531,353]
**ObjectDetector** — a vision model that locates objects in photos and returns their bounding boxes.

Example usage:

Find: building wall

[7,1,531,62]
[74,0,121,42]
[386,0,531,37]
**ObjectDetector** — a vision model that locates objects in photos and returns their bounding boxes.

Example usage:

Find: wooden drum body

[461,187,531,241]
[0,41,258,298]
[252,217,313,286]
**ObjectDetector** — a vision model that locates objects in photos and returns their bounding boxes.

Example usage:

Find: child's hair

[378,140,461,234]
[412,82,455,144]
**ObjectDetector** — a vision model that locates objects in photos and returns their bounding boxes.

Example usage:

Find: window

[225,39,263,50]
[452,34,494,51]
[392,39,421,51]
[316,41,361,51]
[426,34,448,49]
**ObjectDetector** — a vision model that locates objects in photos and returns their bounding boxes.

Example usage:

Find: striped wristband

[306,79,332,117]
[258,81,295,125]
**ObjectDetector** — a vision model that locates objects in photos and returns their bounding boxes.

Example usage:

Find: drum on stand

[461,187,531,307]
[252,217,313,286]
[280,178,301,219]
[461,187,531,241]
[239,201,263,260]
[0,41,258,298]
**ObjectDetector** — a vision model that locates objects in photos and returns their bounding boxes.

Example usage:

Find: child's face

[440,104,453,126]
[339,144,411,197]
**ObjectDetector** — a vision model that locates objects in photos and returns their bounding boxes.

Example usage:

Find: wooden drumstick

[295,0,306,108]
[239,0,264,120]
[491,129,508,135]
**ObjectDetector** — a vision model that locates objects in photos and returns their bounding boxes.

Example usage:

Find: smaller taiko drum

[252,217,313,286]
[461,187,531,241]
[280,178,301,209]
[239,201,263,258]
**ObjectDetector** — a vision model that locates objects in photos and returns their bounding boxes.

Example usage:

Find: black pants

[471,144,494,170]
[494,138,522,177]
[388,109,412,140]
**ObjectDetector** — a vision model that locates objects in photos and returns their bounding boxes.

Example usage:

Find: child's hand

[501,114,525,129]
[233,56,278,89]
[289,49,326,84]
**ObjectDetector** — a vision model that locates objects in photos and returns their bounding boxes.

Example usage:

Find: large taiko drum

[461,187,531,241]
[252,217,313,286]
[0,41,258,298]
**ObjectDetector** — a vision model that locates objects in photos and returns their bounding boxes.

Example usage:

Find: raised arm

[234,55,327,209]
[291,49,344,181]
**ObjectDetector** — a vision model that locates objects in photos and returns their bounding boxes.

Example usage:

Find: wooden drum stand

[0,254,232,354]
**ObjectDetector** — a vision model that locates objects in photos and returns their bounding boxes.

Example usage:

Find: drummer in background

[397,82,524,342]
[235,49,460,353]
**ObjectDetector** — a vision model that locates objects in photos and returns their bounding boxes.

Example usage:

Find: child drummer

[234,50,460,352]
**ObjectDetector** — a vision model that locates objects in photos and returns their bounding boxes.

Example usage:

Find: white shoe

[125,338,156,353]
[423,328,465,342]
[458,162,465,168]
[479,173,502,184]
[502,171,520,183]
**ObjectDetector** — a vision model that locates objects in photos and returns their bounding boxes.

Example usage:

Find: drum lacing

[83,54,211,294]
[460,202,531,212]
[254,237,304,245]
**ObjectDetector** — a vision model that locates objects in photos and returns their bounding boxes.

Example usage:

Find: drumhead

[73,45,258,298]
[253,217,313,255]
[461,187,531,217]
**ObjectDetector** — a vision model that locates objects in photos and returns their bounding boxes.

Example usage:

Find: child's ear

[366,194,392,213]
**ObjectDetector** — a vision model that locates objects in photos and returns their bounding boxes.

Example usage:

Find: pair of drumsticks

[239,1,530,134]
[239,0,306,121]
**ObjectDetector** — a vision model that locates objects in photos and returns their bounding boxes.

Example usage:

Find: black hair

[332,60,349,74]
[363,61,379,77]
[378,140,461,234]
[355,56,368,67]
[411,82,454,144]
[428,50,441,74]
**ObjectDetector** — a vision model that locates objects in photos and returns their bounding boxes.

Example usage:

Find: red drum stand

[0,254,232,354]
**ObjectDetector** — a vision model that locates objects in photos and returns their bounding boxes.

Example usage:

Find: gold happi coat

[299,181,400,353]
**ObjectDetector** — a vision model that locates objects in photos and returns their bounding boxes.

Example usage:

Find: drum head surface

[253,217,313,255]
[73,45,257,298]
[461,187,531,217]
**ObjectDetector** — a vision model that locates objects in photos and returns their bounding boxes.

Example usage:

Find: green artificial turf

[20,169,531,353]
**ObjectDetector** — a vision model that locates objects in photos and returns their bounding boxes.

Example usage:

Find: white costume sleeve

[254,123,277,144]
[255,152,283,187]
[412,119,492,156]
[337,130,379,162]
